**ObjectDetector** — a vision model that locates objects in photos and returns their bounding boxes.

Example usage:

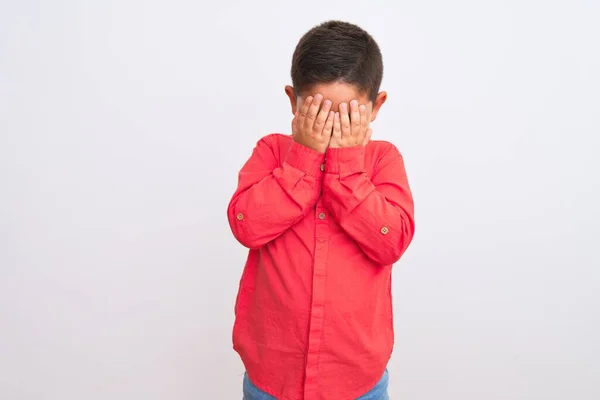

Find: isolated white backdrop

[1,1,599,399]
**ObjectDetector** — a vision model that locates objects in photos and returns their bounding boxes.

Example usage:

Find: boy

[227,21,415,400]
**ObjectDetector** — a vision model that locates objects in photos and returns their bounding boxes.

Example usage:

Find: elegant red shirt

[228,133,415,400]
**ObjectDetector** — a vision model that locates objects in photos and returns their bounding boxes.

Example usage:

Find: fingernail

[314,94,322,101]
[359,105,366,112]
[324,100,331,107]
[351,100,358,107]
[340,103,347,109]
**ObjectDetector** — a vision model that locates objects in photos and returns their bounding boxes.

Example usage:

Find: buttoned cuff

[284,141,325,177]
[325,146,366,175]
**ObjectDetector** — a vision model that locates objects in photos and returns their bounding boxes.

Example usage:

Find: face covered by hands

[291,94,374,153]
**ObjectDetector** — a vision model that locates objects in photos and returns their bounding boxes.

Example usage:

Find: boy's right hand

[292,94,335,154]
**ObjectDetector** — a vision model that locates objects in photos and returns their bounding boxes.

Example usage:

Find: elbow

[227,217,262,250]
[233,233,262,250]
[377,206,415,266]
[388,241,411,265]
[228,201,252,249]
[227,213,266,250]
[371,225,415,266]
[375,241,412,266]
[369,247,405,266]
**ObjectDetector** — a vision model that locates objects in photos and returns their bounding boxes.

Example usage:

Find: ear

[285,85,298,115]
[370,91,388,122]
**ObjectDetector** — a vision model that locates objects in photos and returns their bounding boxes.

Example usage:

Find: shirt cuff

[284,141,325,177]
[325,146,366,175]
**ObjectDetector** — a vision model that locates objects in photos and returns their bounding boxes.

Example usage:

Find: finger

[333,112,342,139]
[339,102,351,137]
[314,99,332,132]
[305,93,322,124]
[359,104,368,137]
[363,128,373,146]
[350,100,361,135]
[322,110,334,138]
[299,96,313,117]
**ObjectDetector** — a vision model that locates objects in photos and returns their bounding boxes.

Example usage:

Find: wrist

[286,141,326,176]
[293,137,327,154]
[325,146,366,174]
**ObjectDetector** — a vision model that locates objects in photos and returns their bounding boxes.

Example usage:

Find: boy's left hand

[329,100,372,148]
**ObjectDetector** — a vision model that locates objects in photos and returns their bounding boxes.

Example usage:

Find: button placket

[305,202,330,397]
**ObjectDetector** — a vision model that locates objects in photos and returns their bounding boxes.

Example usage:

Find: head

[285,21,387,123]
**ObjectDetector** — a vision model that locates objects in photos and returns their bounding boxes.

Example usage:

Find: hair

[291,20,383,102]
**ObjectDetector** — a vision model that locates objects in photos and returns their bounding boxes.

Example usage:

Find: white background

[1,1,599,399]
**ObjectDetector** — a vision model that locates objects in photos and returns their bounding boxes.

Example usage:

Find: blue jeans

[243,370,389,400]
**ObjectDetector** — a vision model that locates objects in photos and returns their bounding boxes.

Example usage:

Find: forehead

[300,82,370,109]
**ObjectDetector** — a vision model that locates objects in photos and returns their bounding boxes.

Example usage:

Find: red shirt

[228,133,415,400]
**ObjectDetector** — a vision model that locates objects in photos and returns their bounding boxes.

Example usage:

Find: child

[227,20,415,400]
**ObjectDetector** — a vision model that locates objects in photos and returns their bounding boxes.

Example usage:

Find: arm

[322,144,415,265]
[227,135,325,249]
[228,94,335,249]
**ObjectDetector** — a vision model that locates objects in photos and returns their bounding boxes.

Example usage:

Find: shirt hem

[245,364,389,400]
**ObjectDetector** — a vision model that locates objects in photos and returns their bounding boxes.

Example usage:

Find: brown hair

[291,20,384,102]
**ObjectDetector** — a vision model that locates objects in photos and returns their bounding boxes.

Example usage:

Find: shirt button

[320,164,325,172]
[236,213,244,221]
[318,212,326,220]
[380,226,389,235]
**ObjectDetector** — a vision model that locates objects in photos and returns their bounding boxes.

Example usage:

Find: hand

[292,94,335,154]
[329,100,372,148]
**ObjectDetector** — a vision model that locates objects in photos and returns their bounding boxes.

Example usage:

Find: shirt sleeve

[228,135,325,249]
[322,143,415,265]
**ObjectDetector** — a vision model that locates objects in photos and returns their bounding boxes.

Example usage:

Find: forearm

[322,146,415,265]
[228,141,324,249]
